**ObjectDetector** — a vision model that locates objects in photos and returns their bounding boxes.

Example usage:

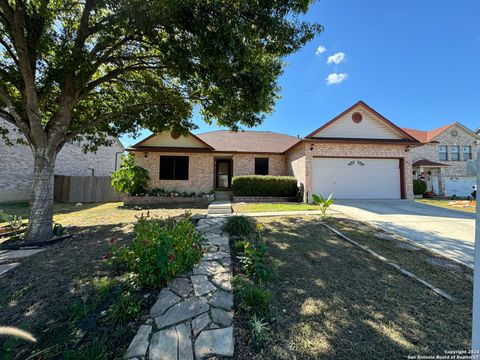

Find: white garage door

[445,176,476,197]
[312,158,401,199]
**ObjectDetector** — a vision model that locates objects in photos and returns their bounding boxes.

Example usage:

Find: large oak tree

[0,0,321,242]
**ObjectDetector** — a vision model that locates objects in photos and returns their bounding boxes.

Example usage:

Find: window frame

[159,156,189,180]
[254,157,269,176]
[463,146,472,160]
[450,145,460,161]
[438,145,448,161]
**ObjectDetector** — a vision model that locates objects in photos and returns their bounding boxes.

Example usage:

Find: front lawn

[233,202,319,213]
[235,216,472,359]
[415,198,476,213]
[0,202,207,358]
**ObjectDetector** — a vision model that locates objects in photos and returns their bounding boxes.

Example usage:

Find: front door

[216,160,232,189]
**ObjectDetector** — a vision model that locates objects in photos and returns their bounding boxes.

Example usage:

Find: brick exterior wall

[0,120,124,202]
[304,143,413,201]
[232,154,285,176]
[285,142,307,195]
[134,151,216,193]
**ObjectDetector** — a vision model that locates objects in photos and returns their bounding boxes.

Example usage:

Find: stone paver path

[124,217,234,360]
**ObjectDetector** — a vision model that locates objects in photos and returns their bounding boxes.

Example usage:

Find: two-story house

[403,123,479,197]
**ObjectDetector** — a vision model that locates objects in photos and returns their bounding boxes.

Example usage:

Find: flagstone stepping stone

[124,324,152,359]
[208,291,233,310]
[150,288,181,318]
[149,327,177,360]
[193,261,228,276]
[211,308,233,326]
[191,313,210,336]
[203,251,229,261]
[195,327,234,359]
[211,272,232,291]
[191,275,217,296]
[208,236,229,246]
[176,322,194,360]
[0,262,19,277]
[219,257,231,267]
[155,297,209,329]
[168,277,192,298]
[203,232,221,239]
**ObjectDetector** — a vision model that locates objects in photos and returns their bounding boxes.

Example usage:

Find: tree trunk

[24,149,57,243]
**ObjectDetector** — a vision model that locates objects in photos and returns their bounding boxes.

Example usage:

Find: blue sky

[121,0,480,147]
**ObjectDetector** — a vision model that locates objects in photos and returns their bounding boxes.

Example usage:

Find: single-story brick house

[128,101,420,201]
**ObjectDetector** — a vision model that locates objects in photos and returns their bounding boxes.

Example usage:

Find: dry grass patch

[237,216,472,359]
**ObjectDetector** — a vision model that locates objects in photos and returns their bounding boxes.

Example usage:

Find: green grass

[233,202,319,213]
[244,216,472,359]
[415,198,476,213]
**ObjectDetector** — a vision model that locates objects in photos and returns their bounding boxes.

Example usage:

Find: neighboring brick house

[129,101,419,201]
[0,120,125,203]
[402,123,480,197]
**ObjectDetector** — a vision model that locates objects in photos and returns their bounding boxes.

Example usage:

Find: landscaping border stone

[123,196,213,206]
[124,216,234,359]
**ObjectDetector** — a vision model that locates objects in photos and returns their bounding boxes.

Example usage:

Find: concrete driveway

[331,200,476,268]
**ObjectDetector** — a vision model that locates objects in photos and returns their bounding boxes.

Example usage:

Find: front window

[439,145,448,161]
[160,156,189,180]
[463,146,472,160]
[451,146,460,161]
[254,158,269,175]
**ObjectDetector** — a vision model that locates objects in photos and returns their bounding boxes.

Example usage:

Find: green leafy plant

[312,193,334,219]
[64,338,108,360]
[0,210,23,232]
[111,154,150,195]
[249,315,271,349]
[222,216,255,237]
[413,179,427,195]
[114,212,203,288]
[106,291,143,325]
[231,175,298,197]
[240,284,271,317]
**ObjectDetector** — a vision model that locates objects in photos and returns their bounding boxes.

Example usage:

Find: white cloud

[315,45,326,56]
[326,73,348,85]
[327,52,346,64]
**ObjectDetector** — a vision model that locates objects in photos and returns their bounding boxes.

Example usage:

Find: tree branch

[0,36,19,67]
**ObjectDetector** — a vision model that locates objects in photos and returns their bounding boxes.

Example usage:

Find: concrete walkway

[331,200,476,268]
[124,217,234,360]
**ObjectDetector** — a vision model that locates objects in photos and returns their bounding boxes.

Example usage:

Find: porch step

[215,191,232,201]
[208,201,233,215]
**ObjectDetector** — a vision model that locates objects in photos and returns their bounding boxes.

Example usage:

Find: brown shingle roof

[196,130,300,153]
[412,159,450,167]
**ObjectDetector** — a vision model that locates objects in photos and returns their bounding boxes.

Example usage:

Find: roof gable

[131,131,213,149]
[402,122,480,143]
[306,101,417,141]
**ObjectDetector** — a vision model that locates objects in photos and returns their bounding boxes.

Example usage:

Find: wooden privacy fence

[54,176,122,203]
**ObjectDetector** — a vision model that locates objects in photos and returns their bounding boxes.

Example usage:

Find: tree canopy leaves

[0,0,321,150]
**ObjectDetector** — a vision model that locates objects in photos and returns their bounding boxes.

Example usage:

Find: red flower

[168,254,176,261]
[101,252,112,260]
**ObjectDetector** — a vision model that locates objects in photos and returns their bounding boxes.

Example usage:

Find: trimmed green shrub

[111,154,150,195]
[413,179,427,195]
[231,175,298,197]
[222,216,255,236]
[114,212,202,288]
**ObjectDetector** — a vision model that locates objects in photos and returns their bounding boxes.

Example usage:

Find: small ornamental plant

[113,212,202,288]
[312,193,334,219]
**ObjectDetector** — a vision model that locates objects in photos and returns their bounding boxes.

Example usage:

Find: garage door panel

[312,158,401,199]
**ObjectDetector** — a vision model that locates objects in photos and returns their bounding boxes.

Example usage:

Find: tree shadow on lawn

[251,217,472,360]
[0,202,108,221]
[0,222,138,359]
